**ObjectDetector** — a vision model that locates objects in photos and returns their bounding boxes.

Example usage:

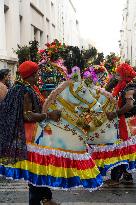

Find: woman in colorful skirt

[88,63,136,186]
[105,63,136,185]
[0,61,103,205]
[0,61,61,205]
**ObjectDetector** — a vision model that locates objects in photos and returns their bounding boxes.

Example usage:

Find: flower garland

[83,66,98,84]
[45,39,66,61]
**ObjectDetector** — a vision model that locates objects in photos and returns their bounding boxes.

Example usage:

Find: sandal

[105,179,112,184]
[42,199,60,205]
[120,173,133,185]
[106,179,120,186]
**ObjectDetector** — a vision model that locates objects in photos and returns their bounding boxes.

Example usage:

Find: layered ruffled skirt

[86,114,131,175]
[0,123,103,191]
[88,137,136,176]
[88,116,136,176]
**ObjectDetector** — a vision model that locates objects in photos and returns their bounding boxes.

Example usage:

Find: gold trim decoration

[47,82,116,135]
[57,96,77,114]
[49,97,90,135]
[69,83,97,109]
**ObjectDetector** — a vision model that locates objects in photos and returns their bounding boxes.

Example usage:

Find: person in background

[0,61,61,205]
[0,69,11,101]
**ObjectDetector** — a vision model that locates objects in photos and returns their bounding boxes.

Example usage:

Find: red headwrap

[112,63,136,97]
[116,63,136,79]
[112,63,136,141]
[18,61,39,79]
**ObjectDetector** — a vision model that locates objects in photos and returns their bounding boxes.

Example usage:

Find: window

[40,31,43,47]
[34,27,38,40]
[31,25,43,46]
[46,18,50,42]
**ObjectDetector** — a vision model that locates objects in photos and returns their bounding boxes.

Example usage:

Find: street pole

[131,32,132,65]
[126,29,132,64]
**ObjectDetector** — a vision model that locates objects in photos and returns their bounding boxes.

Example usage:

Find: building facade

[120,0,136,66]
[0,0,80,75]
[79,37,94,50]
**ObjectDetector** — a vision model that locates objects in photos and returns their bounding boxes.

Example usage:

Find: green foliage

[104,52,120,74]
[83,47,97,60]
[15,40,40,65]
[93,52,104,65]
[62,46,85,73]
[29,40,40,63]
[82,47,98,67]
[15,45,30,65]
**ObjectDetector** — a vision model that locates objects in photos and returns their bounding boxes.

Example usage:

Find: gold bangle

[24,111,32,121]
[43,113,49,120]
[42,198,49,203]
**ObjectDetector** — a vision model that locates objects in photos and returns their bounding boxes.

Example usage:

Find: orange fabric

[33,85,45,105]
[24,123,37,143]
[24,84,45,143]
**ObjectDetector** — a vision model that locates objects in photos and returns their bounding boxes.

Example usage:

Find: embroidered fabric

[0,82,42,165]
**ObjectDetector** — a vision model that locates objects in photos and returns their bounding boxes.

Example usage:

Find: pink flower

[83,71,91,78]
[38,49,45,54]
[72,66,80,73]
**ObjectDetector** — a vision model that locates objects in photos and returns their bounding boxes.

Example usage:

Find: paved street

[0,176,136,204]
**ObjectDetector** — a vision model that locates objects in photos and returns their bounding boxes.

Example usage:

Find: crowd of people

[0,56,136,205]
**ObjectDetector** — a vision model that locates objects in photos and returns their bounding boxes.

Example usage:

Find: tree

[15,40,40,65]
[62,46,85,74]
[15,45,30,65]
[93,52,104,65]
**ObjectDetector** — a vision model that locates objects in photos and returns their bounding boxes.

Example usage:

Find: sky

[74,0,126,56]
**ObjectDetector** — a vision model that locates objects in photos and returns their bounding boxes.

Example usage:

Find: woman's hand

[47,110,61,122]
[106,112,117,121]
